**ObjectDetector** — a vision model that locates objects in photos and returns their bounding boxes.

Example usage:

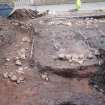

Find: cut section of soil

[90,49,105,93]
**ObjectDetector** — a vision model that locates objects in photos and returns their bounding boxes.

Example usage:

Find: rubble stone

[10,75,17,82]
[18,48,26,60]
[22,37,30,42]
[15,60,22,66]
[17,76,25,84]
[3,72,9,79]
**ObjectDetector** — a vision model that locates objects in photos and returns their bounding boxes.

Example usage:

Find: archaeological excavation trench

[0,10,105,105]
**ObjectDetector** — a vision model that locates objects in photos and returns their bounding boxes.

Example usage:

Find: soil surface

[32,17,105,77]
[0,11,105,105]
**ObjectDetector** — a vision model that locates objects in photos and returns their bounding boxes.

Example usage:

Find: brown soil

[9,9,49,21]
[0,11,105,105]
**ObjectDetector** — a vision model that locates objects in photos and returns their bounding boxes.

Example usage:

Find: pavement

[35,2,105,12]
[14,2,105,13]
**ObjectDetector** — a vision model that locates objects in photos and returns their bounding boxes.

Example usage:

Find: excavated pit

[0,12,105,105]
[31,17,105,78]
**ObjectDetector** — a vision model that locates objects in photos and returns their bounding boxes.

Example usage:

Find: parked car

[0,1,14,17]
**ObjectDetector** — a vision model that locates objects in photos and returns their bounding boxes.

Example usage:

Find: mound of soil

[9,9,38,20]
[9,9,48,20]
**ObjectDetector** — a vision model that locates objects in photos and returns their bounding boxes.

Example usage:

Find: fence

[15,0,33,6]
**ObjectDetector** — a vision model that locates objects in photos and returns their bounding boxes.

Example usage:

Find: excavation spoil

[9,9,48,20]
[9,9,38,20]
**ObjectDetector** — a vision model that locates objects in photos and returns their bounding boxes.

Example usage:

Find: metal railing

[14,0,33,9]
[15,0,33,6]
